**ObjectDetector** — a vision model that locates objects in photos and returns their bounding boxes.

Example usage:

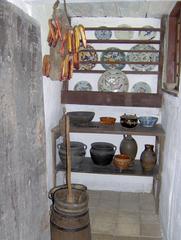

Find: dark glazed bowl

[90,149,115,166]
[68,111,95,125]
[91,142,117,151]
[120,114,138,128]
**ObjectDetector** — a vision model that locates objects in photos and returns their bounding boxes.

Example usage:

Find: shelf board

[61,91,162,108]
[87,39,160,44]
[80,61,160,65]
[69,122,165,137]
[85,27,161,32]
[74,70,159,74]
[56,158,158,177]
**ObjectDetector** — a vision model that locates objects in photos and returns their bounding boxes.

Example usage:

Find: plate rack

[61,22,164,108]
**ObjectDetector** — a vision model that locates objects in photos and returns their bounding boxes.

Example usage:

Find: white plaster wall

[160,93,181,240]
[30,4,64,190]
[56,171,153,193]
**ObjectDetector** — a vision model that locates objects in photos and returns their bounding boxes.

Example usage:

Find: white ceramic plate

[98,69,129,92]
[115,24,134,40]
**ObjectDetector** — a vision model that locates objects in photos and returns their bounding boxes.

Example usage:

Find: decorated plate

[74,81,92,91]
[95,26,112,40]
[79,45,98,70]
[131,82,151,93]
[138,25,157,40]
[100,47,126,70]
[115,24,134,40]
[126,44,159,71]
[98,69,129,92]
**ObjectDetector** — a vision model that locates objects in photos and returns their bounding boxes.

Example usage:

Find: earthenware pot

[119,134,138,166]
[90,142,117,165]
[120,114,138,128]
[140,144,157,172]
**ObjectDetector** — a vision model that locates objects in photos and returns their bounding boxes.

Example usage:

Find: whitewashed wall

[30,4,64,190]
[159,17,181,240]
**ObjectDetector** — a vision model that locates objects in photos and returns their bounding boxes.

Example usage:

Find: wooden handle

[65,114,73,203]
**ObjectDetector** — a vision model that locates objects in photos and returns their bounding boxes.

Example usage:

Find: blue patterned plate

[131,82,151,93]
[74,81,92,91]
[115,24,134,40]
[95,26,112,40]
[100,47,126,70]
[79,45,98,70]
[138,25,157,40]
[126,44,159,71]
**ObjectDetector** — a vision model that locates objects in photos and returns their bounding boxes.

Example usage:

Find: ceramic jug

[140,144,157,171]
[119,134,138,165]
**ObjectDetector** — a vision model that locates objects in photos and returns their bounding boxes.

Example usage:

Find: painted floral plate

[98,69,129,92]
[131,82,151,93]
[100,47,126,70]
[95,26,112,40]
[114,24,134,40]
[79,44,98,70]
[74,81,92,91]
[138,25,157,40]
[126,44,159,71]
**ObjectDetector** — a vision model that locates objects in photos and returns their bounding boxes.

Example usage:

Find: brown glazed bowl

[120,114,138,128]
[113,154,131,170]
[100,117,116,125]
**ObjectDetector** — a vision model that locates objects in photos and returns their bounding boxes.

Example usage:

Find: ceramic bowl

[91,142,117,151]
[68,111,95,125]
[113,154,131,170]
[120,114,138,128]
[100,117,116,125]
[138,116,158,127]
[163,82,177,91]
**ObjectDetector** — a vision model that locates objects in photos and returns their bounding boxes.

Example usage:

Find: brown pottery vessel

[140,144,157,171]
[119,134,138,166]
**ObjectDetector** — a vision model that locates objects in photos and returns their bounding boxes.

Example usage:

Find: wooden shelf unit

[52,121,165,212]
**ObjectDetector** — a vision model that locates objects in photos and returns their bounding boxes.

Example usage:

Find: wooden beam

[61,90,162,108]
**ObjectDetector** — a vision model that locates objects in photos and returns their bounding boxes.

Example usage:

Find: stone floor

[88,190,162,240]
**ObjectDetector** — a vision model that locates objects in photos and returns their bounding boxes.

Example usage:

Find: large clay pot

[140,144,157,172]
[119,135,138,165]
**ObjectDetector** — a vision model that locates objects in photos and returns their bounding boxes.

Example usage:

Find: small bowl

[113,154,131,170]
[100,117,116,125]
[120,114,138,128]
[139,116,158,128]
[163,82,177,91]
[68,111,95,125]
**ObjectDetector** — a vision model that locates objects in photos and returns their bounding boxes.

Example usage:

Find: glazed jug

[119,134,138,165]
[140,144,157,171]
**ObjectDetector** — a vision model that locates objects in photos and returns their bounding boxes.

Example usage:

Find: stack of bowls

[90,142,117,166]
[57,141,87,169]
